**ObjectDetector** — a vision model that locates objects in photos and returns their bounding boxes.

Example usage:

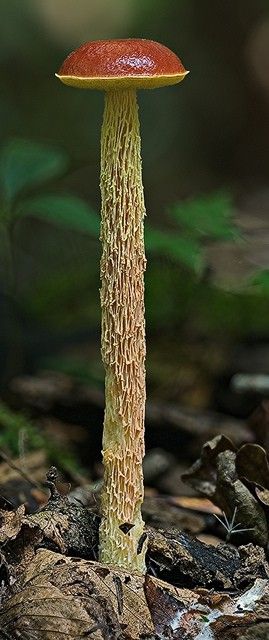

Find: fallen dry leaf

[236,443,269,488]
[182,435,236,498]
[196,533,222,546]
[255,486,269,507]
[30,510,69,553]
[170,496,222,515]
[0,549,153,639]
[248,399,269,451]
[0,492,100,577]
[216,450,268,546]
[0,549,268,639]
[0,504,25,543]
[183,436,269,547]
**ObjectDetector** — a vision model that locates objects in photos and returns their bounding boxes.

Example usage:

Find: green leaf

[170,192,240,241]
[249,269,269,294]
[0,139,68,203]
[16,194,100,236]
[145,226,204,273]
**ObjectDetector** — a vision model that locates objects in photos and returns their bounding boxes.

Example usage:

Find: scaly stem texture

[99,89,147,572]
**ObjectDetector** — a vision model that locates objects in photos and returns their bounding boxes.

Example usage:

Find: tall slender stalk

[99,89,147,572]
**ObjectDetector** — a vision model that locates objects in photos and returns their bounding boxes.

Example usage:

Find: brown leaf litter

[0,549,268,639]
[182,435,269,547]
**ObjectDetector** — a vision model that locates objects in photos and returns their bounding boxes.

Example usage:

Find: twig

[0,449,41,489]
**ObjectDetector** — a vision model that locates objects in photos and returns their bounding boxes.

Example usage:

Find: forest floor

[0,366,269,639]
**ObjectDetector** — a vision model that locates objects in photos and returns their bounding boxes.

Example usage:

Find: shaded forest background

[1,0,269,418]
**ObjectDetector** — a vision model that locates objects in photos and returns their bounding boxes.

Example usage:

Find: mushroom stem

[99,88,147,572]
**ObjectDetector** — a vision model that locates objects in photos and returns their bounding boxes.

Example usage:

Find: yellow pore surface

[55,71,188,90]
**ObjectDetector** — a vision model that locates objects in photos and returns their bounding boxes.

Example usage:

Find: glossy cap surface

[56,38,188,90]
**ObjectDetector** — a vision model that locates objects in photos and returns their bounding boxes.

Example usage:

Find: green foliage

[42,356,104,387]
[0,139,75,298]
[0,137,255,348]
[0,140,99,271]
[249,270,269,294]
[145,190,241,275]
[0,139,241,280]
[145,227,204,274]
[170,192,239,241]
[24,264,100,328]
[0,139,68,205]
[17,194,100,237]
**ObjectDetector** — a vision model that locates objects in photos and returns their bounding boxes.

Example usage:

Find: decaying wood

[147,526,269,590]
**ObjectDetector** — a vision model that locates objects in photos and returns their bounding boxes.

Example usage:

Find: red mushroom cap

[56,39,188,90]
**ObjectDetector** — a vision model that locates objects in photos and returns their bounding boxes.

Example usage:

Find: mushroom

[56,39,188,573]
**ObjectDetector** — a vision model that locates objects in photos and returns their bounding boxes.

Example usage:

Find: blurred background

[1,0,269,438]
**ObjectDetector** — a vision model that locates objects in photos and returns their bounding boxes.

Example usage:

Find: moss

[0,401,80,474]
